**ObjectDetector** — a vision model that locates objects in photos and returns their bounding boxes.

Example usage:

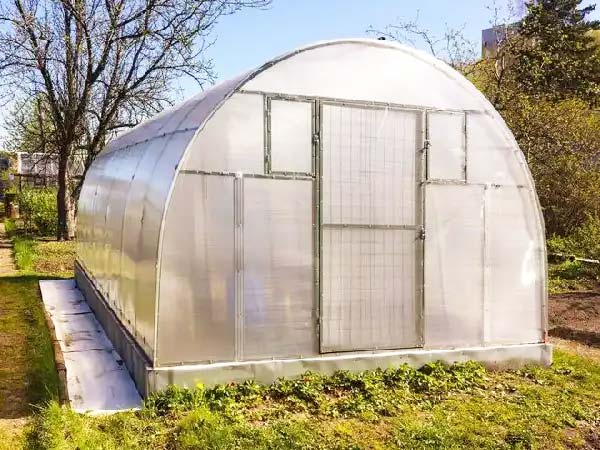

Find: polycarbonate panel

[135,130,195,355]
[427,111,465,181]
[321,228,418,352]
[119,137,168,344]
[76,161,101,267]
[89,151,118,293]
[242,178,315,359]
[486,186,543,344]
[424,184,484,347]
[467,113,528,186]
[182,93,264,173]
[157,174,235,365]
[321,105,419,226]
[104,146,142,315]
[105,73,248,153]
[243,41,484,111]
[270,99,313,174]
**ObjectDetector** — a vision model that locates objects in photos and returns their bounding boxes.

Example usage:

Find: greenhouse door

[319,103,423,352]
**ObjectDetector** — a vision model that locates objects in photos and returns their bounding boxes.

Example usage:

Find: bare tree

[0,0,270,240]
[367,10,480,74]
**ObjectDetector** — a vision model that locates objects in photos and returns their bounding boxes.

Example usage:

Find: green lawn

[0,224,73,449]
[1,226,600,449]
[23,350,600,449]
[0,275,60,450]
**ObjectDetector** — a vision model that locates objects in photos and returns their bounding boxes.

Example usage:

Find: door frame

[316,100,426,353]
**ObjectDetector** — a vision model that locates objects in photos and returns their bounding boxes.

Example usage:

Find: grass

[12,236,75,277]
[0,220,70,448]
[20,350,600,449]
[0,275,59,443]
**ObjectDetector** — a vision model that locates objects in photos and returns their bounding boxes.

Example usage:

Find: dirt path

[0,223,15,275]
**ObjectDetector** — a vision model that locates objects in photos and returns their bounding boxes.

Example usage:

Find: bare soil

[549,289,600,348]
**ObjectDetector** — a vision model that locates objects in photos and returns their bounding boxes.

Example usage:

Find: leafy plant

[17,187,57,235]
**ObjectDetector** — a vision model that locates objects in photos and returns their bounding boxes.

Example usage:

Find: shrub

[18,187,57,236]
[547,215,600,261]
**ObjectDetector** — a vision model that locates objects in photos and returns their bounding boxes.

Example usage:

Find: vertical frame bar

[233,174,244,360]
[416,110,427,347]
[264,96,271,175]
[482,184,491,345]
[463,111,469,183]
[317,100,325,353]
[313,99,322,353]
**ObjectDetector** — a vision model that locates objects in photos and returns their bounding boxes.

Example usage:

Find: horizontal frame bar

[239,89,486,115]
[321,223,418,231]
[179,169,314,181]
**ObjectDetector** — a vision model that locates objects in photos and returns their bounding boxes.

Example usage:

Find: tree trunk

[56,151,74,240]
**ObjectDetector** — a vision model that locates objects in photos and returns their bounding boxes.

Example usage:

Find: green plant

[18,187,57,236]
[4,218,17,236]
[13,236,35,271]
[547,215,600,293]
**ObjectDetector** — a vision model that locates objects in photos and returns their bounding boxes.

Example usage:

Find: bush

[548,215,600,261]
[18,188,57,236]
[547,215,600,293]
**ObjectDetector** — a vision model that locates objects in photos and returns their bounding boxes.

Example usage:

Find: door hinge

[419,227,426,240]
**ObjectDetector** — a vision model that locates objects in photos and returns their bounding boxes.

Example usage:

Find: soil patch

[549,290,600,347]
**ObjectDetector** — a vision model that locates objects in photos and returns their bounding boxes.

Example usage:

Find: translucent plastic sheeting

[88,152,118,290]
[270,99,314,174]
[321,228,418,352]
[424,184,484,347]
[485,186,544,344]
[135,130,195,355]
[76,160,101,268]
[242,178,315,359]
[157,174,235,365]
[321,104,419,226]
[466,113,528,186]
[119,137,168,345]
[427,112,465,181]
[181,93,264,173]
[105,73,249,153]
[244,42,484,111]
[104,146,143,316]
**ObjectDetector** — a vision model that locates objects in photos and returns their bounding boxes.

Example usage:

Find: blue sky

[186,0,599,95]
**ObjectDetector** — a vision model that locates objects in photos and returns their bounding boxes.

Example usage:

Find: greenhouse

[76,39,551,397]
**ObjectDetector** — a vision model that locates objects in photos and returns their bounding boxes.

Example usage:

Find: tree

[499,96,600,235]
[0,0,269,240]
[373,0,600,236]
[513,0,600,104]
[4,96,60,165]
[367,11,480,75]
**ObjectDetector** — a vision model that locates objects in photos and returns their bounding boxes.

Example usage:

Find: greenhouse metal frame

[76,39,551,397]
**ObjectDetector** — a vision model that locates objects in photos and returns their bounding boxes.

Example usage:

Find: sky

[189,0,599,95]
[1,0,599,141]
